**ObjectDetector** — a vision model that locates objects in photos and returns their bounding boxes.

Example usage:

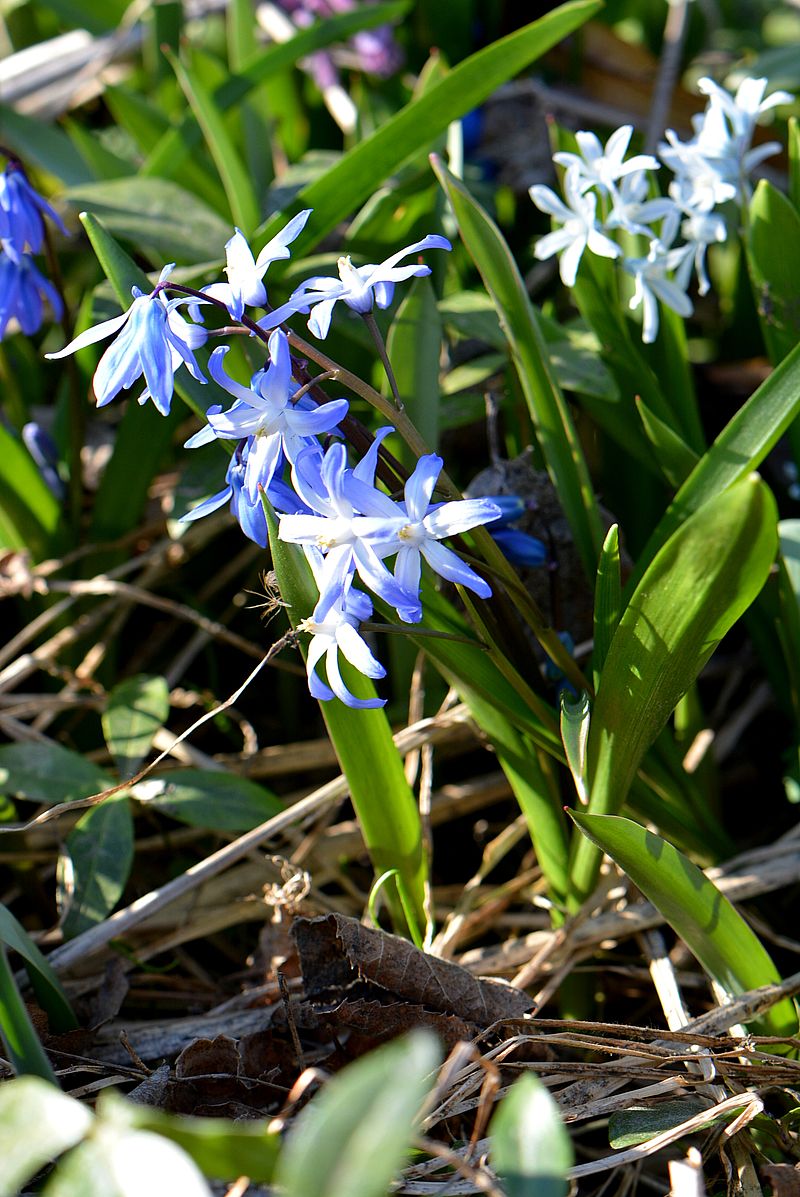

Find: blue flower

[181,438,309,547]
[285,234,452,339]
[279,433,419,621]
[490,527,547,567]
[46,265,206,415]
[0,251,62,340]
[184,328,349,499]
[191,212,311,322]
[0,162,67,262]
[299,548,387,709]
[22,422,65,500]
[352,454,503,599]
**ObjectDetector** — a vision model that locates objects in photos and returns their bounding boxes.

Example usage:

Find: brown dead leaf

[762,1165,800,1197]
[292,914,533,1026]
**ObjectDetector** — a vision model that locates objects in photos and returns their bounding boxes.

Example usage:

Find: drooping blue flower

[0,251,63,340]
[351,454,503,599]
[490,527,547,568]
[22,422,65,500]
[191,211,311,322]
[46,265,206,415]
[0,162,67,262]
[181,438,311,547]
[279,434,420,622]
[184,329,349,499]
[285,234,452,339]
[299,547,387,709]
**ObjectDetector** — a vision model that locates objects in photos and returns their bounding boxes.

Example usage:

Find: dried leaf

[293,914,532,1025]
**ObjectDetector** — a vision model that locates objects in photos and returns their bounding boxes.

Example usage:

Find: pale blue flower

[185,329,349,499]
[0,251,62,339]
[352,453,502,599]
[279,434,419,621]
[606,171,678,239]
[193,211,311,322]
[530,167,621,286]
[46,265,206,415]
[623,243,693,343]
[697,76,792,166]
[0,162,67,262]
[286,234,452,339]
[553,126,659,196]
[299,547,386,709]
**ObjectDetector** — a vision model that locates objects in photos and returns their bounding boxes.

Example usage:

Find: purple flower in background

[46,265,206,415]
[0,251,62,340]
[271,0,403,87]
[0,161,67,262]
[287,235,452,338]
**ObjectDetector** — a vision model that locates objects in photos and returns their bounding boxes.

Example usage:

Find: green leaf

[570,477,778,904]
[131,769,282,831]
[63,119,136,181]
[64,177,231,264]
[143,2,411,181]
[256,1,602,257]
[592,523,621,687]
[0,103,93,186]
[569,813,799,1038]
[0,421,63,559]
[636,397,700,489]
[607,1099,710,1149]
[490,1074,573,1197]
[41,1132,210,1197]
[0,948,57,1082]
[96,1089,280,1182]
[0,742,111,806]
[747,179,800,366]
[0,1077,92,1196]
[276,1032,440,1197]
[432,156,603,580]
[60,794,134,938]
[789,116,800,214]
[0,904,77,1032]
[102,675,170,778]
[560,691,591,806]
[630,336,800,587]
[266,506,426,939]
[168,52,259,235]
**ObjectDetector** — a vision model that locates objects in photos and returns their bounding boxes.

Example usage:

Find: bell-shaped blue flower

[0,251,62,340]
[0,162,67,262]
[46,265,206,415]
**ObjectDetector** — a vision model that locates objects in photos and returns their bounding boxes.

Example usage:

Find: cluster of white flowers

[530,77,793,342]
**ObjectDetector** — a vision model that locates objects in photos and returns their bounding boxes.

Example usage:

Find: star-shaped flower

[46,265,206,415]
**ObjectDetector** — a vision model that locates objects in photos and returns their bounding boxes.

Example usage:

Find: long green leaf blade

[569,812,798,1038]
[255,1,602,257]
[571,476,778,904]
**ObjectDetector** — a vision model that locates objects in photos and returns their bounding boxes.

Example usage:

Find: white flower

[606,170,678,238]
[698,76,793,158]
[553,125,659,195]
[287,234,451,339]
[191,210,311,321]
[530,166,621,286]
[623,243,693,343]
